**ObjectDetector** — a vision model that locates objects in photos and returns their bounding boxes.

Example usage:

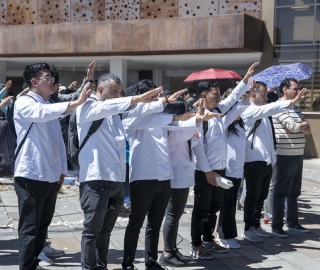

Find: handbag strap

[14,95,39,161]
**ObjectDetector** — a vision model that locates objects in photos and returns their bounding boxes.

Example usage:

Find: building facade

[0,0,319,157]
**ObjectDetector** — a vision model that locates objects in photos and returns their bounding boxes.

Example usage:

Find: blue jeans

[272,155,303,230]
[80,180,124,270]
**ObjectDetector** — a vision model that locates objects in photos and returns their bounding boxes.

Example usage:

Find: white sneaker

[38,252,53,267]
[242,227,263,243]
[219,238,241,249]
[217,238,229,249]
[255,226,272,238]
[42,244,65,258]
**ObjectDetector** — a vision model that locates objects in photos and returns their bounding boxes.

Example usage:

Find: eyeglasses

[287,87,299,92]
[37,75,55,83]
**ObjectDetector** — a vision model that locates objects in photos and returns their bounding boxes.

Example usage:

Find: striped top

[272,100,307,156]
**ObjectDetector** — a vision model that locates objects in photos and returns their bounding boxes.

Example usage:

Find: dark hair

[132,79,157,95]
[124,85,135,97]
[267,92,279,103]
[23,63,50,88]
[98,73,121,88]
[255,81,267,92]
[279,78,298,95]
[227,118,245,137]
[50,66,59,84]
[187,87,197,96]
[163,97,187,115]
[197,80,220,95]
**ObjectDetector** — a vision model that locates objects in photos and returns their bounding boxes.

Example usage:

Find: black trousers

[218,176,241,239]
[80,181,124,270]
[14,177,58,270]
[243,161,273,231]
[191,169,225,247]
[162,188,189,253]
[122,180,171,269]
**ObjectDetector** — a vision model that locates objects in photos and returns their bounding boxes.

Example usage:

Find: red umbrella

[184,68,242,82]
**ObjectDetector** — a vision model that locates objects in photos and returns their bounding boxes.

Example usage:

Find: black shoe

[159,253,185,267]
[272,228,289,238]
[174,249,190,264]
[147,262,166,269]
[122,265,134,270]
[287,224,310,233]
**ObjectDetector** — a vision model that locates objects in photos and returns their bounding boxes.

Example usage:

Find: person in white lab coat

[241,81,307,243]
[77,73,165,270]
[160,98,220,267]
[122,82,209,270]
[190,63,259,260]
[14,62,91,270]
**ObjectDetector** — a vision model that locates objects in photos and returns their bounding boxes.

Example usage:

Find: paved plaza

[0,159,320,270]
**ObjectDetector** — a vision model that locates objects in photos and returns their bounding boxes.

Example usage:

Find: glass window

[315,5,320,41]
[276,0,315,6]
[275,6,315,44]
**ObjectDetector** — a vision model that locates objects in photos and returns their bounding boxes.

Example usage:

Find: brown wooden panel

[209,14,243,49]
[108,0,140,21]
[7,0,38,25]
[194,16,209,50]
[0,1,8,24]
[112,19,150,51]
[3,24,42,53]
[40,23,73,53]
[71,0,105,22]
[39,0,70,24]
[244,14,264,51]
[179,0,218,17]
[151,17,194,51]
[73,21,112,53]
[219,0,261,19]
[141,0,178,19]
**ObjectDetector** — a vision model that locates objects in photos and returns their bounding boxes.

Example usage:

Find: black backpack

[0,95,37,175]
[67,110,104,167]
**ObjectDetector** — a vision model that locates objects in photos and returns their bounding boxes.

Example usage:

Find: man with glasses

[272,78,311,238]
[14,63,91,270]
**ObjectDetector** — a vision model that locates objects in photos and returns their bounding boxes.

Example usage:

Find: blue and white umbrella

[251,63,313,89]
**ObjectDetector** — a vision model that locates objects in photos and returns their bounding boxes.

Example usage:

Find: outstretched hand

[243,62,259,84]
[138,86,164,103]
[87,60,97,81]
[77,82,92,105]
[0,96,14,109]
[173,110,196,121]
[291,88,307,106]
[166,89,187,104]
[5,80,12,89]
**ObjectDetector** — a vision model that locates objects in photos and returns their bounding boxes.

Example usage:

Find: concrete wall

[304,113,320,158]
[0,0,262,25]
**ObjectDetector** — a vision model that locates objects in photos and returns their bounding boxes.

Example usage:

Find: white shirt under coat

[241,100,292,165]
[123,113,198,183]
[194,81,248,172]
[77,96,164,183]
[168,127,200,189]
[14,91,69,182]
[222,101,249,178]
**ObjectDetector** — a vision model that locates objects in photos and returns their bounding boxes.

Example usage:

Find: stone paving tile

[0,159,320,270]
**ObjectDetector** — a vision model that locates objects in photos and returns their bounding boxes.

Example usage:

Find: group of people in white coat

[13,61,310,270]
